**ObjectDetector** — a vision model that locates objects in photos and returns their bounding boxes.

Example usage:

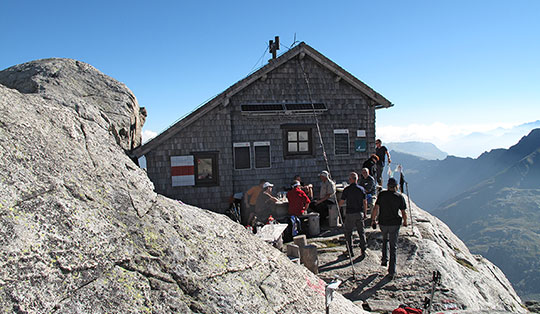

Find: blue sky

[2,1,539,156]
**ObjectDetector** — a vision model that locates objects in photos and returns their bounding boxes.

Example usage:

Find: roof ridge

[132,42,391,157]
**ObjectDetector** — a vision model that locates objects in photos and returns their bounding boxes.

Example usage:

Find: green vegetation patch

[455,257,478,272]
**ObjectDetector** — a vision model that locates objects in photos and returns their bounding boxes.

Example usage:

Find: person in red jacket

[286,180,311,216]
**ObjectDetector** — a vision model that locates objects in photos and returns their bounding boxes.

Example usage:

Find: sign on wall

[355,140,367,152]
[171,155,195,186]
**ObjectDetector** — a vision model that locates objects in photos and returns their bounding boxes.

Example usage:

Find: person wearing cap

[362,154,379,186]
[370,177,408,279]
[286,180,311,216]
[309,170,336,222]
[338,172,368,257]
[254,181,279,223]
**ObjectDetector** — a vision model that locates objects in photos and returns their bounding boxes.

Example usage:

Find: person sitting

[293,175,314,199]
[362,154,379,186]
[243,179,266,225]
[359,167,377,213]
[309,170,336,221]
[287,180,311,216]
[254,182,279,223]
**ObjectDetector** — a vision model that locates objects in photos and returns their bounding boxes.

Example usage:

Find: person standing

[309,170,336,221]
[371,178,407,279]
[375,139,391,186]
[359,168,377,213]
[287,180,311,216]
[338,172,368,257]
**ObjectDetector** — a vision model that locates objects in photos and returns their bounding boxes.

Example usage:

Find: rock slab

[0,59,366,314]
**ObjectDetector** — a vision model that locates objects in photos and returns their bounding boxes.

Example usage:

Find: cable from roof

[248,43,270,74]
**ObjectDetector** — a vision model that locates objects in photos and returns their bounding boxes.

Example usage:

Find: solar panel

[241,103,327,113]
[285,103,326,111]
[241,104,284,112]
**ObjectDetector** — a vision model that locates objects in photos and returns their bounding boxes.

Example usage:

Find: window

[193,152,219,186]
[234,143,251,170]
[334,129,349,155]
[281,125,314,158]
[254,142,271,168]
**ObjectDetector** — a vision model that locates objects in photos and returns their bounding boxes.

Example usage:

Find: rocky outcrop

[315,199,527,313]
[0,60,365,313]
[0,58,528,314]
[0,58,146,151]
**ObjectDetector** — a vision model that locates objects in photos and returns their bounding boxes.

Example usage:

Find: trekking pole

[405,181,414,235]
[424,270,441,314]
[299,59,357,280]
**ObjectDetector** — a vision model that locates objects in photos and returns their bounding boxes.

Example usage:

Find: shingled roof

[132,42,392,157]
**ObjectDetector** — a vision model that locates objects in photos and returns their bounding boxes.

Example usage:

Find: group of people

[241,139,407,279]
[341,139,406,279]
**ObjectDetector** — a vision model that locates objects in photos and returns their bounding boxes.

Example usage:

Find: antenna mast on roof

[269,36,280,59]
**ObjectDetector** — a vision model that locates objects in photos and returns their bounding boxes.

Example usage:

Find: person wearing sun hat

[287,180,311,216]
[254,181,279,223]
[308,170,336,222]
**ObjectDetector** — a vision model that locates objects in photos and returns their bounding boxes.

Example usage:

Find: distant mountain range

[440,120,540,157]
[386,141,448,160]
[389,128,540,299]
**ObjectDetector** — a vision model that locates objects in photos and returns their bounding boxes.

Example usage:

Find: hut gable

[134,42,393,212]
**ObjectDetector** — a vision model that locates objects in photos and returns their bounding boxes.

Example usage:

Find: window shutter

[254,142,271,168]
[334,129,350,155]
[234,142,251,170]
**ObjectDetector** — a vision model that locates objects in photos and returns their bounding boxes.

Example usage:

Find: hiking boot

[387,272,395,280]
[381,260,388,266]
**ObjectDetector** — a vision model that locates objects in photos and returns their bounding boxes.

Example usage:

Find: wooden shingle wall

[230,55,376,197]
[144,106,233,212]
[144,54,378,212]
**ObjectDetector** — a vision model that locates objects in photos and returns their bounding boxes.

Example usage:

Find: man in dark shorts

[338,172,368,258]
[375,139,391,186]
[371,178,407,279]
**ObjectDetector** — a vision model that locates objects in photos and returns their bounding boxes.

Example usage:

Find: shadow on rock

[344,274,392,301]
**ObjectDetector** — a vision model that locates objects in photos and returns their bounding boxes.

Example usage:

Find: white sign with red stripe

[171,155,195,186]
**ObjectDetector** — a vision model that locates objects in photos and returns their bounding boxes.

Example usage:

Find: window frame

[192,151,219,186]
[281,124,314,159]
